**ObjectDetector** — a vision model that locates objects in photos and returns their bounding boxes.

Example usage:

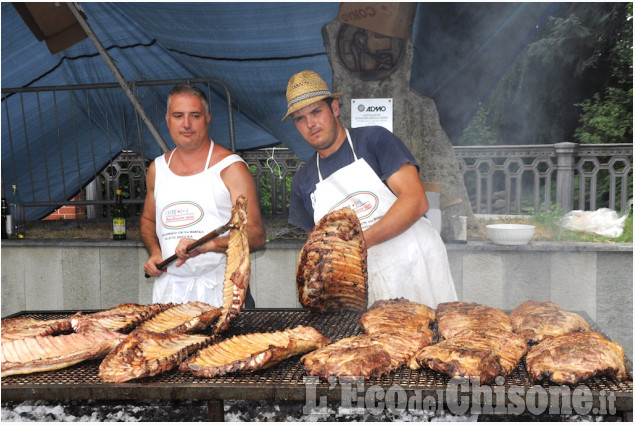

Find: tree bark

[322,21,473,239]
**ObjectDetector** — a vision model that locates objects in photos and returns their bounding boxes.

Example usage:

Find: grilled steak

[296,207,368,313]
[137,302,221,334]
[181,326,329,377]
[302,330,431,381]
[71,303,171,334]
[1,331,126,377]
[525,331,627,384]
[436,301,512,340]
[360,297,435,338]
[1,316,73,341]
[215,195,251,335]
[409,329,527,384]
[510,300,591,344]
[99,330,213,383]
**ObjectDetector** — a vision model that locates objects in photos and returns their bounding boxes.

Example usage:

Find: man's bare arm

[362,163,429,249]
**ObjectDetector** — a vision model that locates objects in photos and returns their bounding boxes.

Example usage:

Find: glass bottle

[112,189,127,240]
[7,185,25,238]
[1,197,8,239]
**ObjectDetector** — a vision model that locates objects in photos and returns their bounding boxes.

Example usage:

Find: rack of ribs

[525,330,627,384]
[1,316,73,341]
[2,331,126,377]
[98,329,213,383]
[302,330,431,381]
[296,207,367,313]
[137,302,221,334]
[360,297,435,339]
[409,329,528,384]
[436,301,512,340]
[214,195,251,335]
[180,326,329,377]
[71,303,171,334]
[510,300,591,345]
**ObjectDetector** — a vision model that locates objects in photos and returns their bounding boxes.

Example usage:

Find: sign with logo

[329,191,379,220]
[351,98,393,132]
[161,201,204,229]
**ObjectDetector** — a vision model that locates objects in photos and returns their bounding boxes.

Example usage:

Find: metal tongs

[144,221,235,278]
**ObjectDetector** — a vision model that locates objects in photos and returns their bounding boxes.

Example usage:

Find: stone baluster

[554,142,579,213]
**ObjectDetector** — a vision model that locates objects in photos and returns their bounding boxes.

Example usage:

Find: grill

[2,309,633,420]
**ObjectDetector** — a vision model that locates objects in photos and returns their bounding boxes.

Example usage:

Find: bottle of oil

[112,189,127,240]
[7,185,25,238]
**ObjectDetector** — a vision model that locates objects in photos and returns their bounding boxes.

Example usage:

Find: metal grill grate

[2,309,633,403]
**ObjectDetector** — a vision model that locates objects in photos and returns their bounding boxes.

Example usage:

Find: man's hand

[144,254,166,278]
[174,237,202,267]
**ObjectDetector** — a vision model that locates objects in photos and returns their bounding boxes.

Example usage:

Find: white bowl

[486,224,535,245]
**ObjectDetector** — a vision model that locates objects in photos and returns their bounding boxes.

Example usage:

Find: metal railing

[2,81,632,218]
[454,142,632,215]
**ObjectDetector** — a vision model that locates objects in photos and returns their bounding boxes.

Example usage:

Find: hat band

[287,90,332,109]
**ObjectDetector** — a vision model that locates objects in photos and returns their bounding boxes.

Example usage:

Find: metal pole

[67,2,170,153]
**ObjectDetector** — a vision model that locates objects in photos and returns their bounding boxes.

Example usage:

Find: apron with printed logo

[311,130,457,308]
[152,142,238,307]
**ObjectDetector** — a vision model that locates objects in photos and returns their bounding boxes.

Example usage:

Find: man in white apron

[141,83,266,307]
[283,71,457,308]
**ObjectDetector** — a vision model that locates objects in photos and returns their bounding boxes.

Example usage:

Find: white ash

[2,400,613,422]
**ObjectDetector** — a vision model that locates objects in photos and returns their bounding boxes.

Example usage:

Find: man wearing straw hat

[283,70,457,308]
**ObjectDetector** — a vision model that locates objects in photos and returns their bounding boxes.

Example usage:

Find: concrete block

[138,248,154,304]
[595,251,633,359]
[462,253,505,308]
[446,250,463,299]
[99,247,141,307]
[503,252,551,309]
[1,247,26,316]
[550,252,596,321]
[61,247,101,310]
[25,247,64,311]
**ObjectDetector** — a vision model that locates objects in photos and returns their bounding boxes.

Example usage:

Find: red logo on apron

[161,201,204,229]
[329,191,378,219]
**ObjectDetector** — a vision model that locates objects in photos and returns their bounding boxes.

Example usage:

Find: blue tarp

[1,2,553,220]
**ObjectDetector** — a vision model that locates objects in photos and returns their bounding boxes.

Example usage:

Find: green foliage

[573,3,633,145]
[457,108,498,146]
[461,3,631,147]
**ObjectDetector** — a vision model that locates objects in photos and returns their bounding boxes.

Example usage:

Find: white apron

[311,130,457,308]
[152,142,240,307]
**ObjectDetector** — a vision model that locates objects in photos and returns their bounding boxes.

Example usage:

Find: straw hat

[282,70,342,121]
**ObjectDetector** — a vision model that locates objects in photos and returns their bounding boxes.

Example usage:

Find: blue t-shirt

[289,126,419,231]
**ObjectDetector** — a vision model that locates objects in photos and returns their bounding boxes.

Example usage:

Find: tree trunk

[322,20,473,239]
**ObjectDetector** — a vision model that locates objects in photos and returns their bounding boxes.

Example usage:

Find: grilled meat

[99,330,213,383]
[137,302,221,334]
[296,207,367,313]
[1,331,126,377]
[71,303,171,334]
[181,326,329,377]
[360,297,435,338]
[215,195,251,335]
[436,301,512,340]
[302,330,431,381]
[510,300,591,344]
[409,329,527,384]
[1,316,73,341]
[525,331,627,384]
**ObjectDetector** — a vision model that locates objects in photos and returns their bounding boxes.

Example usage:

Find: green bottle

[112,189,127,240]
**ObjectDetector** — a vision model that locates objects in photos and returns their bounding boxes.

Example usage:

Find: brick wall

[43,195,86,220]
